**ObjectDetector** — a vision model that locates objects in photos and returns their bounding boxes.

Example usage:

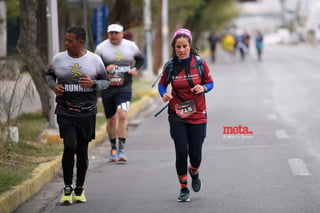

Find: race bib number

[109,73,124,86]
[175,100,196,119]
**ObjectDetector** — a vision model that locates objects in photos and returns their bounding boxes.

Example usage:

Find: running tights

[169,121,206,176]
[62,125,89,187]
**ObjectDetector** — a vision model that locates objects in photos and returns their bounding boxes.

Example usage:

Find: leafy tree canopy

[6,0,20,25]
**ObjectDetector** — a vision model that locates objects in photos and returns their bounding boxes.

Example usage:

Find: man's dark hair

[66,26,86,42]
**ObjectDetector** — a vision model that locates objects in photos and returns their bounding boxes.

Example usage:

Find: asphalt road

[15,44,320,213]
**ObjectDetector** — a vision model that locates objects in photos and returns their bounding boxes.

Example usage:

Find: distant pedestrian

[243,31,251,50]
[157,28,214,202]
[221,32,236,62]
[235,29,250,61]
[255,30,263,61]
[207,30,219,63]
[235,32,247,61]
[46,26,109,205]
[95,23,144,162]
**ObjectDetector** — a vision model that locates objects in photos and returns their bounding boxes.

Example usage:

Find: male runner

[95,23,144,162]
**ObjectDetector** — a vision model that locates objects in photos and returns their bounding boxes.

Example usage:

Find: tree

[107,0,143,28]
[152,0,163,75]
[17,0,50,121]
[182,0,240,44]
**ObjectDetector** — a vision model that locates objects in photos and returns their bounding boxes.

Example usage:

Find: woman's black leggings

[61,125,89,187]
[169,121,206,176]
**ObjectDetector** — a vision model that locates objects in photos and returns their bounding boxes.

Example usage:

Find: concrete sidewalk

[0,89,158,213]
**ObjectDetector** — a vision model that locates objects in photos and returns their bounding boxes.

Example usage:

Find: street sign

[92,3,108,47]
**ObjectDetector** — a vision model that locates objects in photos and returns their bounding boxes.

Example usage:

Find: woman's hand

[162,93,173,102]
[190,84,206,94]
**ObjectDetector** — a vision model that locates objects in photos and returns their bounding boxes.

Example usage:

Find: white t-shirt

[95,39,143,96]
[47,50,107,116]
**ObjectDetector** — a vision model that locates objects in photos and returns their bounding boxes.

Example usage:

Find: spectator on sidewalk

[46,25,109,205]
[95,23,144,162]
[157,28,214,202]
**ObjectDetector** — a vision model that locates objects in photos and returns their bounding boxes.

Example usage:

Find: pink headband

[172,28,192,42]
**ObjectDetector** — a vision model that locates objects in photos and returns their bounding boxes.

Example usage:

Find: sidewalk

[0,89,158,213]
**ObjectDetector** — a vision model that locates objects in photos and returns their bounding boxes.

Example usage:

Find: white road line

[212,145,270,151]
[275,129,290,139]
[288,158,311,176]
[311,74,320,80]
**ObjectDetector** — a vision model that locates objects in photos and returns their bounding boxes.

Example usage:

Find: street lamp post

[47,0,59,129]
[280,0,286,25]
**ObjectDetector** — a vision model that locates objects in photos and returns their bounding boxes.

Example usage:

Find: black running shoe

[189,167,202,192]
[177,187,190,202]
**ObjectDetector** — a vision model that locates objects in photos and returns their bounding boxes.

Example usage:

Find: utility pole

[47,0,59,129]
[280,0,286,26]
[161,0,169,65]
[144,0,153,77]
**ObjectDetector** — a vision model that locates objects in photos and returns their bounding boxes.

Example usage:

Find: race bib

[175,100,196,119]
[109,73,124,86]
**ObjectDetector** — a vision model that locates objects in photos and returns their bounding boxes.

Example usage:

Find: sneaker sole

[177,198,190,202]
[116,160,127,164]
[60,192,73,206]
[117,157,127,162]
[74,199,87,203]
[60,201,72,206]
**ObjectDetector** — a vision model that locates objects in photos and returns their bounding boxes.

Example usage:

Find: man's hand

[128,67,138,76]
[79,74,94,88]
[106,64,117,73]
[53,84,64,96]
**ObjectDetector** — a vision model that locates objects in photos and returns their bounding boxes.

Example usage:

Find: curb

[0,89,158,213]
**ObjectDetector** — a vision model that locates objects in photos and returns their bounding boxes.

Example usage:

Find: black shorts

[57,114,96,142]
[102,92,132,118]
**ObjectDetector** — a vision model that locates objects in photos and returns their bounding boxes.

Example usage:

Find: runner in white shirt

[46,26,109,205]
[95,23,144,162]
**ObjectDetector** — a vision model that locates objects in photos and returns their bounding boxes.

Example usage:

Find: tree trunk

[37,0,48,65]
[108,0,141,28]
[17,0,50,121]
[152,0,163,75]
